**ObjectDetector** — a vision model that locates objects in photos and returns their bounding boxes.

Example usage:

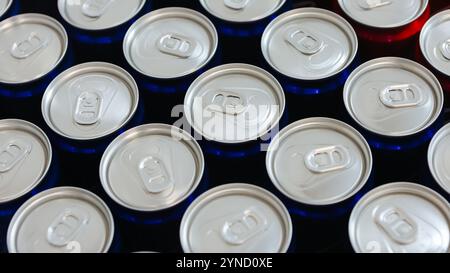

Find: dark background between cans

[0,0,449,253]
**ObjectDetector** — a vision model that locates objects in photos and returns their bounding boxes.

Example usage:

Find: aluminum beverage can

[349,182,450,253]
[427,122,450,198]
[180,183,293,253]
[335,0,430,60]
[0,0,19,21]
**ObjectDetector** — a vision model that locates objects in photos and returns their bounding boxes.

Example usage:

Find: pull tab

[210,91,247,116]
[82,0,114,18]
[285,28,324,55]
[358,0,392,10]
[0,140,32,173]
[224,0,250,10]
[375,207,418,245]
[139,156,174,194]
[10,33,48,59]
[47,208,89,247]
[73,91,102,125]
[380,84,423,109]
[440,39,450,61]
[304,145,352,173]
[221,208,268,245]
[158,33,197,58]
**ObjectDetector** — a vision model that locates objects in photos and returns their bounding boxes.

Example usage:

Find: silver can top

[420,9,450,77]
[266,118,372,205]
[58,0,147,31]
[261,8,358,81]
[0,0,13,18]
[338,0,429,29]
[184,63,285,144]
[349,182,450,253]
[7,187,115,253]
[344,57,443,137]
[0,13,68,84]
[180,183,292,253]
[123,7,218,79]
[428,123,450,194]
[0,119,52,204]
[42,62,139,141]
[199,0,286,23]
[100,124,205,212]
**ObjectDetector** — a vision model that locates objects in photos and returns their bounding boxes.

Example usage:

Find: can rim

[184,63,286,144]
[180,183,293,253]
[428,123,450,194]
[57,0,147,31]
[420,9,450,77]
[7,187,115,253]
[337,0,429,29]
[261,7,358,81]
[199,0,287,23]
[0,0,13,18]
[266,117,373,206]
[0,119,53,204]
[123,7,219,80]
[0,13,69,85]
[343,57,444,138]
[99,123,205,212]
[348,182,450,253]
[41,62,140,141]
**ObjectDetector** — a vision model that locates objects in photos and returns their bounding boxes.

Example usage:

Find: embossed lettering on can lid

[261,8,358,81]
[0,119,52,204]
[349,182,450,253]
[184,63,285,144]
[199,0,286,23]
[123,7,218,79]
[0,13,68,84]
[338,0,429,29]
[428,123,450,194]
[58,0,146,31]
[100,124,204,212]
[344,57,443,137]
[420,10,450,77]
[7,187,115,253]
[266,118,372,205]
[0,0,13,18]
[180,183,292,253]
[42,62,139,141]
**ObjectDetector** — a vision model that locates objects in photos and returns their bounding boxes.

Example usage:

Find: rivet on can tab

[358,0,392,10]
[221,207,268,246]
[285,28,324,56]
[379,84,423,109]
[375,206,418,245]
[0,140,32,174]
[158,33,197,59]
[81,0,114,18]
[440,39,450,61]
[10,33,48,60]
[224,0,250,10]
[47,208,89,247]
[304,145,352,174]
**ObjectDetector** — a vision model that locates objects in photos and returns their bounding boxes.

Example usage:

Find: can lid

[100,124,205,212]
[266,118,372,206]
[199,0,286,23]
[7,187,115,253]
[184,63,285,144]
[180,183,292,253]
[123,7,218,79]
[344,57,443,137]
[261,8,358,81]
[0,0,13,18]
[0,119,52,204]
[0,13,68,85]
[42,62,139,141]
[337,0,429,29]
[420,9,450,77]
[349,182,450,253]
[58,0,147,31]
[428,123,450,194]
